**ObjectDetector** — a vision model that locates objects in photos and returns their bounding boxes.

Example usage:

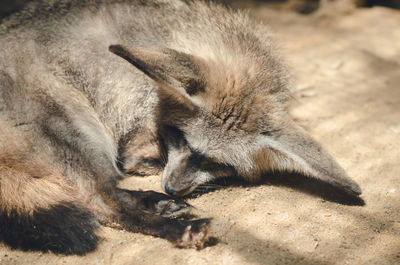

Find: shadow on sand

[188,171,365,206]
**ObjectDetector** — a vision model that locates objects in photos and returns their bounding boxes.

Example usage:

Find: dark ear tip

[108,44,124,55]
[347,183,362,196]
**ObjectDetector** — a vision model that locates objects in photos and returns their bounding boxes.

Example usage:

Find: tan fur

[0,168,75,214]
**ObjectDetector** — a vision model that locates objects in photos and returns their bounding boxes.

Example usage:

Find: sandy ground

[1,4,399,265]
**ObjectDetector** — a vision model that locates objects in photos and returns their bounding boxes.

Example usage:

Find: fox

[0,0,361,255]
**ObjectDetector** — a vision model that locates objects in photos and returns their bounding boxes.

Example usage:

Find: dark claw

[117,189,195,218]
[156,199,193,218]
[136,190,193,218]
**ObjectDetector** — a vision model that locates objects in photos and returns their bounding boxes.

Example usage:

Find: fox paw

[136,190,193,218]
[117,189,193,218]
[174,218,210,249]
[156,198,192,218]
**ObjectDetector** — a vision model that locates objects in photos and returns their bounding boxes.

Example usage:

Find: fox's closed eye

[260,129,281,136]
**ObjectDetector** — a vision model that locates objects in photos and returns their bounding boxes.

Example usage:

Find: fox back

[0,0,361,254]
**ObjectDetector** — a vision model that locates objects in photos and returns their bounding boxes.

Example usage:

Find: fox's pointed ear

[109,45,206,108]
[257,120,362,196]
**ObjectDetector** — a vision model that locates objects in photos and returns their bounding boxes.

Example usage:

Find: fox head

[109,45,362,197]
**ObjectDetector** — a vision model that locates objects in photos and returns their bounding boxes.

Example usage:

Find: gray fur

[0,0,361,254]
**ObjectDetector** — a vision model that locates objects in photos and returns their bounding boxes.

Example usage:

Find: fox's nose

[164,185,176,196]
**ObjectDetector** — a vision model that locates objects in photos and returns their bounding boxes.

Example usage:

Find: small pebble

[389,125,400,134]
[300,91,317,97]
[332,60,344,70]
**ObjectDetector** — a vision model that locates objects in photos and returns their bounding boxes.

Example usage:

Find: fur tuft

[0,202,99,255]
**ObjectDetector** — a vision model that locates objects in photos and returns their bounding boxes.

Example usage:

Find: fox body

[0,0,361,254]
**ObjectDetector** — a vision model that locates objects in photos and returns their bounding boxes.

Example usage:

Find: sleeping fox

[0,0,361,254]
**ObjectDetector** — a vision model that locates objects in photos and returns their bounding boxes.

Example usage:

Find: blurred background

[224,0,400,14]
[1,0,400,18]
[1,0,400,20]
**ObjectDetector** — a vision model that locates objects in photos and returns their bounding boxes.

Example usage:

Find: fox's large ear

[257,119,362,196]
[109,45,206,109]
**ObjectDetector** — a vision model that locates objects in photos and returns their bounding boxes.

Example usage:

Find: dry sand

[1,4,399,265]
